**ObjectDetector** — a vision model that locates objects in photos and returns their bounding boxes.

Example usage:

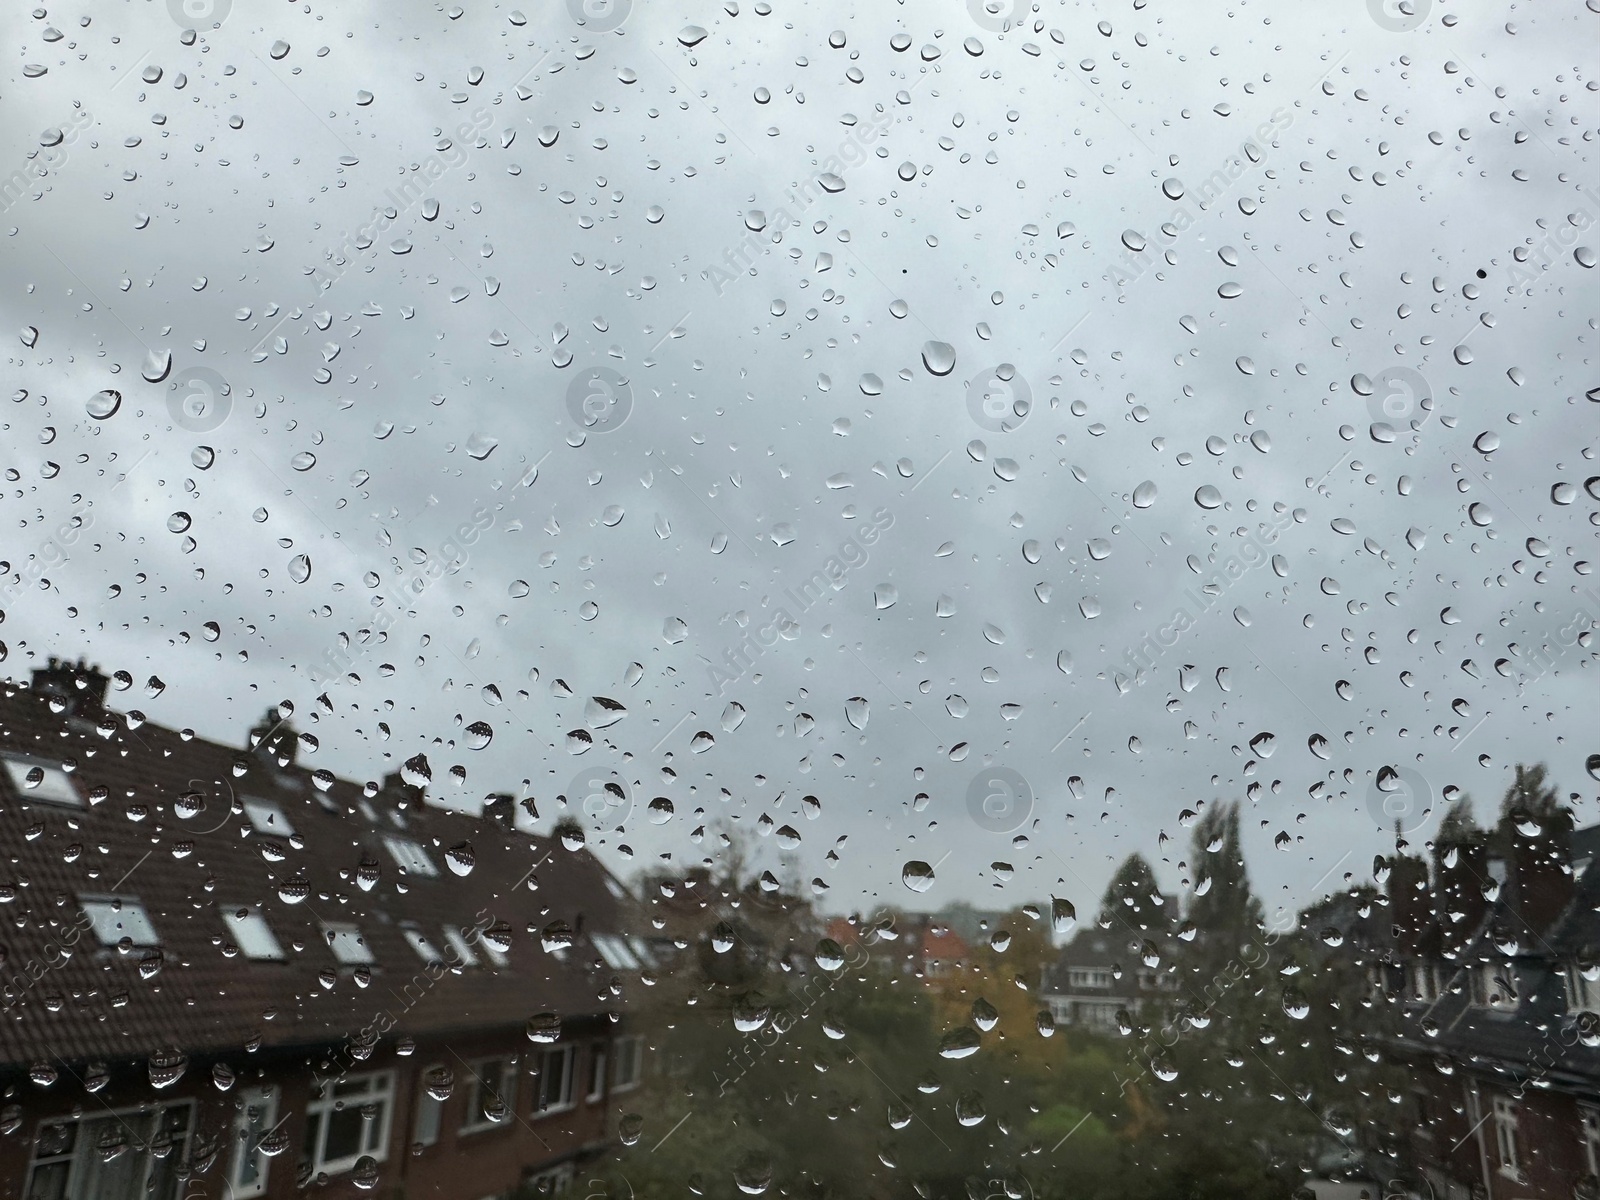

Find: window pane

[8,8,1586,1200]
[322,1107,366,1166]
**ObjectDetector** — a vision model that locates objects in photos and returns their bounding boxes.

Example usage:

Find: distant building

[821,911,974,980]
[0,658,649,1200]
[1040,884,1178,1033]
[1385,811,1600,1198]
[1040,928,1175,1032]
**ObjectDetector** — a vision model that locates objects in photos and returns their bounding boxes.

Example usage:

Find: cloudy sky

[2,0,1596,932]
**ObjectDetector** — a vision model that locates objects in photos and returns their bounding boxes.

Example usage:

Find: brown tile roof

[0,679,632,1072]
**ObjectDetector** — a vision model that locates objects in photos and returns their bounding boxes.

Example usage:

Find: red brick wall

[1409,1076,1596,1200]
[0,1027,621,1200]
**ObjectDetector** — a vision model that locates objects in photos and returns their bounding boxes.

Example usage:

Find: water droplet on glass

[902,860,935,892]
[921,341,956,376]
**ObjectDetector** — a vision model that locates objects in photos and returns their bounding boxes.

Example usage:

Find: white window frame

[25,1099,194,1200]
[586,1044,608,1103]
[383,835,438,878]
[528,1162,576,1196]
[80,894,160,947]
[322,921,375,966]
[413,1064,448,1148]
[219,905,285,961]
[228,1085,281,1199]
[460,1057,519,1134]
[1492,1096,1520,1179]
[2,755,82,807]
[612,1035,643,1092]
[242,797,294,837]
[1584,1106,1600,1178]
[303,1070,394,1178]
[533,1046,576,1115]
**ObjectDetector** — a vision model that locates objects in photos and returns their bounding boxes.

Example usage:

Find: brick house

[1385,805,1600,1199]
[0,658,651,1200]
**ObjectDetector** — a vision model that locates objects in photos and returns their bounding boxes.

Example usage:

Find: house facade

[1040,929,1175,1032]
[0,658,648,1200]
[1385,813,1600,1198]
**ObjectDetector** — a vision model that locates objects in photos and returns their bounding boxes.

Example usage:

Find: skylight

[81,895,160,947]
[2,755,81,807]
[220,905,285,961]
[322,921,374,965]
[243,798,294,837]
[384,835,438,878]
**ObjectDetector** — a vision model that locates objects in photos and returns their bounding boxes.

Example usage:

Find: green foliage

[592,785,1431,1200]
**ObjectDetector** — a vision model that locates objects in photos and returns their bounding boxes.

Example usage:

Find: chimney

[1432,835,1490,959]
[1387,853,1431,953]
[1507,806,1575,936]
[483,793,516,829]
[31,656,109,715]
[247,707,297,768]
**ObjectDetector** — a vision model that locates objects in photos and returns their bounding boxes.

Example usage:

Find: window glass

[219,905,285,961]
[323,922,375,966]
[402,926,443,965]
[612,1037,643,1091]
[80,896,160,947]
[461,1058,517,1132]
[5,7,1591,1200]
[242,797,294,837]
[303,1072,392,1177]
[383,835,439,877]
[228,1087,280,1198]
[1,755,81,807]
[535,1048,575,1114]
[413,1066,448,1148]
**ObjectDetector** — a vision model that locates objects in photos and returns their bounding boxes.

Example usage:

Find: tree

[1185,802,1265,954]
[1435,796,1480,847]
[1497,762,1566,831]
[1097,853,1169,933]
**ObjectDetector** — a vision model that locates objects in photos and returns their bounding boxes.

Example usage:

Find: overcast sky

[2,0,1596,932]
